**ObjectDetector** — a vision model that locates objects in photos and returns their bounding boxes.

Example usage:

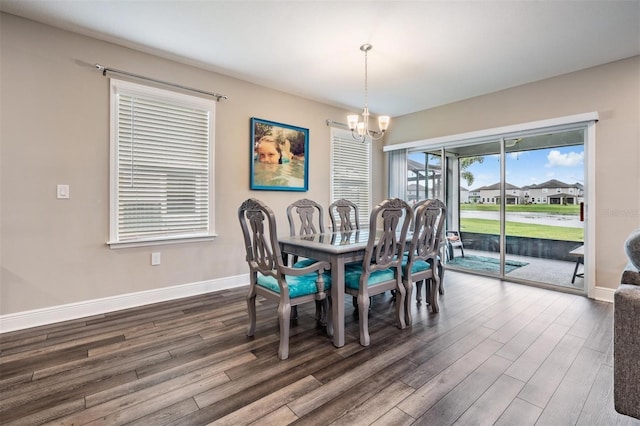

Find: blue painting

[250,117,309,191]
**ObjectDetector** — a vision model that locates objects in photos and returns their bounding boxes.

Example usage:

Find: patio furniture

[446,230,465,259]
[238,198,332,360]
[569,244,584,284]
[344,198,413,346]
[403,199,446,323]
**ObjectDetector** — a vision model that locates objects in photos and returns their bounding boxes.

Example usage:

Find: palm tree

[460,156,484,187]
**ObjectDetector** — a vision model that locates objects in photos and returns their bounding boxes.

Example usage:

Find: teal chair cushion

[257,270,331,298]
[402,258,432,275]
[292,258,317,268]
[344,264,396,290]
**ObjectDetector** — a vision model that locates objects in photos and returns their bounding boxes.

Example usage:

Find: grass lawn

[460,203,579,215]
[460,218,584,242]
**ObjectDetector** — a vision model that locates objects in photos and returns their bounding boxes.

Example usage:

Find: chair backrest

[363,198,413,273]
[238,198,283,279]
[413,199,430,209]
[408,199,447,265]
[410,199,430,228]
[286,198,325,236]
[328,199,360,232]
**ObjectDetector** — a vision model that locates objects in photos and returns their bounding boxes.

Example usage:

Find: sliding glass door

[408,151,443,203]
[407,128,586,292]
[500,132,585,289]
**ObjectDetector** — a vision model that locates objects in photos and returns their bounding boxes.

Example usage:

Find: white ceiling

[2,0,639,117]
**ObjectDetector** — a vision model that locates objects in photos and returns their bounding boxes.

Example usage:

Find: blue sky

[409,145,585,190]
[464,146,584,190]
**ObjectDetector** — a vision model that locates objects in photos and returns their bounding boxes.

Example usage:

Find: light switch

[57,184,70,199]
[151,252,161,266]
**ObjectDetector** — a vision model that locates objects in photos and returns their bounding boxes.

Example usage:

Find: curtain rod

[326,119,381,136]
[95,64,228,102]
[326,119,349,129]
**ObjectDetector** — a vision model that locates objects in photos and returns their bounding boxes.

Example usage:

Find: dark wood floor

[1,271,639,425]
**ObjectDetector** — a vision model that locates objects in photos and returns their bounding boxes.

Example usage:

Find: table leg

[331,256,345,347]
[571,256,583,284]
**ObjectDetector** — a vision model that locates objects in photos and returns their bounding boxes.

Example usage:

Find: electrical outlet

[57,184,70,199]
[151,252,161,266]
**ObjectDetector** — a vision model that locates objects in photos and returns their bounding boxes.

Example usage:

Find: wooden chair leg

[415,280,423,303]
[430,274,440,314]
[352,296,373,312]
[277,302,292,360]
[246,290,257,337]
[395,283,407,330]
[358,292,371,346]
[325,297,333,337]
[404,280,413,326]
[314,299,329,326]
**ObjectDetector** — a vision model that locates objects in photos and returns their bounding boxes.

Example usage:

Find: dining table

[279,229,374,348]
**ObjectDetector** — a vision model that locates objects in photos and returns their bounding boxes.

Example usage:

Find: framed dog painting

[250,117,309,191]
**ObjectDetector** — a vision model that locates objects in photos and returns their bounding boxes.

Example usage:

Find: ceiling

[1,1,639,117]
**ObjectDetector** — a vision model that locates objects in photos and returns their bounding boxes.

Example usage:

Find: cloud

[546,150,584,167]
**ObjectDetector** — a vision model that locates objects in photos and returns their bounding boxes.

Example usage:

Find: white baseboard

[0,274,249,334]
[0,275,617,334]
[592,285,615,303]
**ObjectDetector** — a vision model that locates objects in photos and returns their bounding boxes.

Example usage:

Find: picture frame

[250,117,309,191]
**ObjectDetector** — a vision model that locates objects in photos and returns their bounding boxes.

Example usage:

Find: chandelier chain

[364,47,368,108]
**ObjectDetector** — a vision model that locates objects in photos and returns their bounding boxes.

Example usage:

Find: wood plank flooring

[1,271,639,425]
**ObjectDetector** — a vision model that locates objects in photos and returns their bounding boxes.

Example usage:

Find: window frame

[107,78,216,249]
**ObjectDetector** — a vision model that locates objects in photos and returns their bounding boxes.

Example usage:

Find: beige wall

[0,14,391,315]
[384,56,640,290]
[2,13,637,318]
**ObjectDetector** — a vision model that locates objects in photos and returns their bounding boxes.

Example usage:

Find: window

[330,128,371,226]
[108,79,216,248]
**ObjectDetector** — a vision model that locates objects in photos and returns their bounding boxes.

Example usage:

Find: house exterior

[468,189,481,204]
[470,179,584,205]
[460,186,470,203]
[471,182,523,204]
[522,179,584,205]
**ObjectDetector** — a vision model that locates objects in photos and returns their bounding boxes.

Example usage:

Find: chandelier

[347,44,390,142]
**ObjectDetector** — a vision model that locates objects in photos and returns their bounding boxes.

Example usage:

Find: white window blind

[330,128,371,226]
[109,79,215,247]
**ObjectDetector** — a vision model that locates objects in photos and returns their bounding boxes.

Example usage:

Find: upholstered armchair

[614,228,640,420]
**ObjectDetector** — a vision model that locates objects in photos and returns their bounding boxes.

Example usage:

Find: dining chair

[286,198,329,319]
[344,198,413,346]
[412,199,446,296]
[403,199,447,323]
[328,198,360,232]
[238,198,332,360]
[329,198,364,307]
[287,198,326,236]
[286,198,326,267]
